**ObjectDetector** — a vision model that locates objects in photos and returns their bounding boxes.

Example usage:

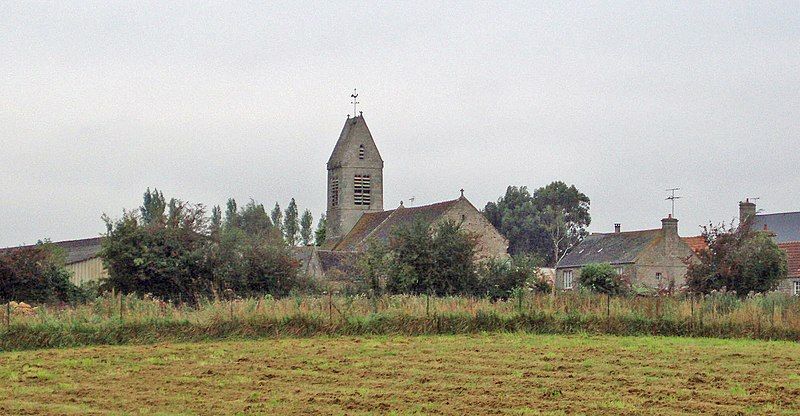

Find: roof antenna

[408,196,415,207]
[666,187,681,217]
[350,89,359,116]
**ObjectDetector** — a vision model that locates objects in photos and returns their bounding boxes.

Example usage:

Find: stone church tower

[325,114,384,244]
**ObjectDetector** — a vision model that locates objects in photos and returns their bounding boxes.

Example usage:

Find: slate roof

[1,237,103,265]
[753,212,800,243]
[334,199,462,251]
[557,229,662,268]
[777,241,800,278]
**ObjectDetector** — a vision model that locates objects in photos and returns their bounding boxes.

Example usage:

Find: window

[615,266,624,275]
[656,272,663,282]
[354,174,371,206]
[563,270,574,290]
[330,178,339,207]
[358,144,365,159]
[794,281,800,296]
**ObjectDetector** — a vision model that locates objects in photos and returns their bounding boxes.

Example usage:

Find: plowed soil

[1,334,798,415]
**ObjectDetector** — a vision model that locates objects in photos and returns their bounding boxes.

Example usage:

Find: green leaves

[578,263,628,296]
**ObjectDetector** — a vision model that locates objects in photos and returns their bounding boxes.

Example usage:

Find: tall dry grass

[2,291,799,351]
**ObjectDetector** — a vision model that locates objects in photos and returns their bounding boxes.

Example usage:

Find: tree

[533,181,591,266]
[299,210,314,246]
[315,214,327,246]
[101,190,302,302]
[224,198,238,228]
[484,186,547,257]
[484,183,590,266]
[141,188,166,226]
[578,263,628,296]
[270,203,283,233]
[478,255,543,300]
[0,242,75,304]
[357,239,389,296]
[686,221,787,297]
[238,200,273,237]
[210,205,222,235]
[386,220,479,296]
[283,199,299,246]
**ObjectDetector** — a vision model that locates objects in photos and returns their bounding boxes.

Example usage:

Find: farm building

[1,237,107,286]
[555,216,698,291]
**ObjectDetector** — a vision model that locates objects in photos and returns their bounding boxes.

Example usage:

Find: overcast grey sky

[1,1,798,247]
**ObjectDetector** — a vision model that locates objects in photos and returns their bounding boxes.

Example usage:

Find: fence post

[5,300,9,330]
[426,292,430,317]
[606,294,610,318]
[328,292,333,322]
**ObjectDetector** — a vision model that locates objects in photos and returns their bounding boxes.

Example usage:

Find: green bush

[578,263,628,296]
[0,242,76,304]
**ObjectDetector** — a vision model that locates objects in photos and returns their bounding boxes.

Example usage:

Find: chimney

[661,214,678,236]
[614,223,621,233]
[739,199,756,224]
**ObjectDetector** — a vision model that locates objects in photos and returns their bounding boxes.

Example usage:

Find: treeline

[102,189,327,303]
[104,190,550,303]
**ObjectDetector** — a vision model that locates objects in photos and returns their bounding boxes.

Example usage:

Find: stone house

[739,200,800,295]
[554,216,698,291]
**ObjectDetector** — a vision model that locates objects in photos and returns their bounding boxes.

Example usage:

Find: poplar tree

[283,199,299,246]
[271,202,283,233]
[300,210,314,246]
[315,214,327,246]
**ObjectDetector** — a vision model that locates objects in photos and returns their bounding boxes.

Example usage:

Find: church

[295,113,509,283]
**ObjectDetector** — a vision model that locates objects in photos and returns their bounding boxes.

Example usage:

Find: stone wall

[441,199,509,260]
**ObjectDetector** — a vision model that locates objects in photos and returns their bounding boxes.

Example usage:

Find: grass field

[1,334,799,415]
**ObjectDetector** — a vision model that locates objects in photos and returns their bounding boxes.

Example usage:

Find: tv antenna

[666,188,681,217]
[350,89,359,116]
[408,196,415,207]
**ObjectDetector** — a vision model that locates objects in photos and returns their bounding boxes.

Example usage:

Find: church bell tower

[325,113,384,244]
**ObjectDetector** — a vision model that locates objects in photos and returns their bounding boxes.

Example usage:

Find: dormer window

[358,145,365,159]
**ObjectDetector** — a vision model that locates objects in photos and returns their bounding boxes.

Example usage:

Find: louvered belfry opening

[330,177,339,207]
[353,174,371,206]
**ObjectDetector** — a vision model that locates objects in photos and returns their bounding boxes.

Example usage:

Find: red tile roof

[778,241,800,278]
[682,235,708,254]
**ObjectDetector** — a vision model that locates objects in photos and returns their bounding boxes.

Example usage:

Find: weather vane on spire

[350,89,359,116]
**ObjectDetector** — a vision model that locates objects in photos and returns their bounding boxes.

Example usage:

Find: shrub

[0,242,76,304]
[386,219,479,296]
[686,221,788,297]
[578,263,628,296]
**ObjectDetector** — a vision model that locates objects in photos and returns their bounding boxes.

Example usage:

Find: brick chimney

[661,214,678,236]
[614,223,621,233]
[739,199,756,224]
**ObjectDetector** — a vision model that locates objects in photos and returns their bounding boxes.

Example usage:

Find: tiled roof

[682,235,708,254]
[2,237,103,265]
[557,229,662,268]
[753,212,800,243]
[335,210,394,251]
[778,241,800,278]
[335,199,462,251]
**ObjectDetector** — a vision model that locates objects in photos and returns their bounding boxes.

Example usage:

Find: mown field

[1,334,799,415]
